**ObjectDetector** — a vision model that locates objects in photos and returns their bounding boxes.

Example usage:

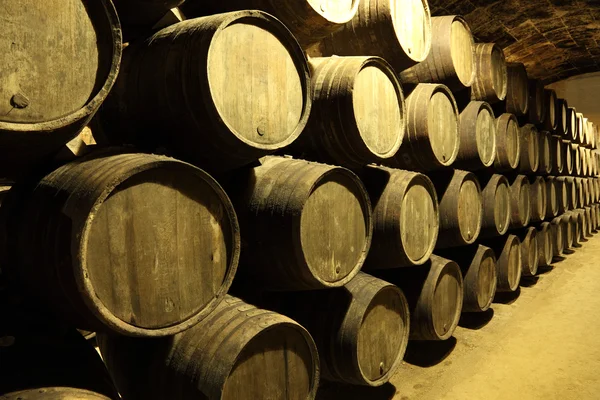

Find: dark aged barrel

[361,166,439,269]
[570,211,582,246]
[509,175,531,229]
[228,156,372,290]
[561,213,575,250]
[5,152,239,336]
[290,56,404,169]
[569,176,584,208]
[399,16,474,91]
[563,139,574,175]
[0,0,121,177]
[580,147,589,177]
[494,113,521,171]
[551,135,564,175]
[576,113,585,144]
[482,235,522,292]
[550,216,565,256]
[454,101,496,170]
[543,89,558,132]
[376,255,463,341]
[0,329,118,398]
[470,43,507,104]
[98,296,320,400]
[530,176,547,223]
[519,124,540,174]
[572,144,582,176]
[527,79,546,125]
[431,170,482,248]
[479,174,511,238]
[546,176,559,218]
[308,0,432,72]
[182,0,359,47]
[583,117,591,148]
[537,222,554,267]
[538,131,552,175]
[583,207,593,237]
[266,273,409,387]
[516,227,539,277]
[505,63,529,116]
[113,0,183,29]
[102,11,311,173]
[386,84,459,171]
[437,245,497,313]
[567,107,578,141]
[558,176,577,210]
[555,98,569,136]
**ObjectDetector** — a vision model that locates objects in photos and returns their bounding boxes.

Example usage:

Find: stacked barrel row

[1,1,600,400]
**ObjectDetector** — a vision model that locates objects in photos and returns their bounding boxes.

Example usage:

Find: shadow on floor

[520,276,539,287]
[493,287,521,304]
[563,249,576,255]
[403,337,457,367]
[537,265,555,275]
[316,381,397,400]
[459,308,494,330]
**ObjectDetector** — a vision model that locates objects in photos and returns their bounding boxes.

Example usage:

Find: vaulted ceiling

[429,0,600,84]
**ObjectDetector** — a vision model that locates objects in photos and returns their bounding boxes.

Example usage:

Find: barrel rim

[503,234,522,292]
[312,0,360,24]
[543,89,558,131]
[506,62,529,115]
[77,153,241,337]
[492,174,511,236]
[488,43,508,101]
[391,0,433,64]
[469,244,497,312]
[447,15,476,88]
[425,83,461,167]
[426,255,464,340]
[457,170,483,245]
[495,113,521,170]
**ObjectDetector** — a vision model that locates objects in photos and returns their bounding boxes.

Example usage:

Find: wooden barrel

[505,63,529,116]
[516,227,539,277]
[98,296,320,400]
[583,117,591,148]
[509,175,531,229]
[376,255,463,341]
[0,329,118,398]
[361,166,439,269]
[558,176,577,210]
[555,98,569,136]
[431,170,482,248]
[576,113,585,144]
[6,152,239,336]
[386,84,459,171]
[572,144,582,176]
[0,0,122,177]
[545,176,559,218]
[572,177,584,208]
[455,101,497,170]
[291,56,405,169]
[593,205,599,231]
[554,176,570,213]
[550,216,565,257]
[583,208,593,237]
[265,273,409,387]
[567,107,578,142]
[518,124,540,174]
[581,177,591,206]
[494,113,521,171]
[112,0,183,29]
[537,222,554,267]
[571,211,583,246]
[580,147,589,177]
[437,245,497,313]
[181,0,359,47]
[308,0,432,72]
[563,139,574,175]
[228,156,372,290]
[101,11,311,173]
[479,174,511,238]
[527,79,546,125]
[470,43,507,104]
[399,16,474,91]
[538,131,552,175]
[530,176,547,223]
[550,135,564,175]
[561,213,575,249]
[543,89,558,132]
[482,235,522,292]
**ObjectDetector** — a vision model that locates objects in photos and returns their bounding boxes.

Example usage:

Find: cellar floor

[317,234,600,400]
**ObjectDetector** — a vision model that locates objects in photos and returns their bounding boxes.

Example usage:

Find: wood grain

[470,43,507,104]
[505,63,529,116]
[455,101,496,170]
[537,222,554,267]
[543,89,558,132]
[517,227,539,277]
[518,124,539,174]
[479,174,510,238]
[482,235,522,292]
[529,176,547,223]
[509,175,531,229]
[494,113,520,171]
[528,79,546,125]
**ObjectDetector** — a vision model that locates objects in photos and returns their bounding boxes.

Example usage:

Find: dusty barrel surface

[555,98,569,136]
[572,144,582,175]
[386,84,459,171]
[479,174,511,238]
[182,0,359,47]
[399,15,474,91]
[455,101,497,170]
[545,176,559,218]
[101,11,311,172]
[558,176,577,210]
[437,244,497,313]
[538,131,552,175]
[530,176,547,223]
[550,135,564,175]
[291,56,405,169]
[537,222,554,267]
[550,216,565,256]
[494,113,520,171]
[309,0,432,72]
[482,235,522,292]
[470,43,507,104]
[543,89,558,132]
[567,107,578,141]
[431,170,482,248]
[527,79,546,125]
[6,152,239,337]
[505,63,529,116]
[518,124,540,174]
[516,227,539,277]
[0,0,122,177]
[98,296,320,400]
[361,166,439,269]
[562,139,574,175]
[267,273,410,387]
[509,175,531,229]
[228,156,372,290]
[576,113,585,144]
[377,255,463,341]
[561,213,575,249]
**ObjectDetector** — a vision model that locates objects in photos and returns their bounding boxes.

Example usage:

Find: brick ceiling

[429,0,600,84]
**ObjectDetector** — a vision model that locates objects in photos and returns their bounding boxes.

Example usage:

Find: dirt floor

[318,234,600,400]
